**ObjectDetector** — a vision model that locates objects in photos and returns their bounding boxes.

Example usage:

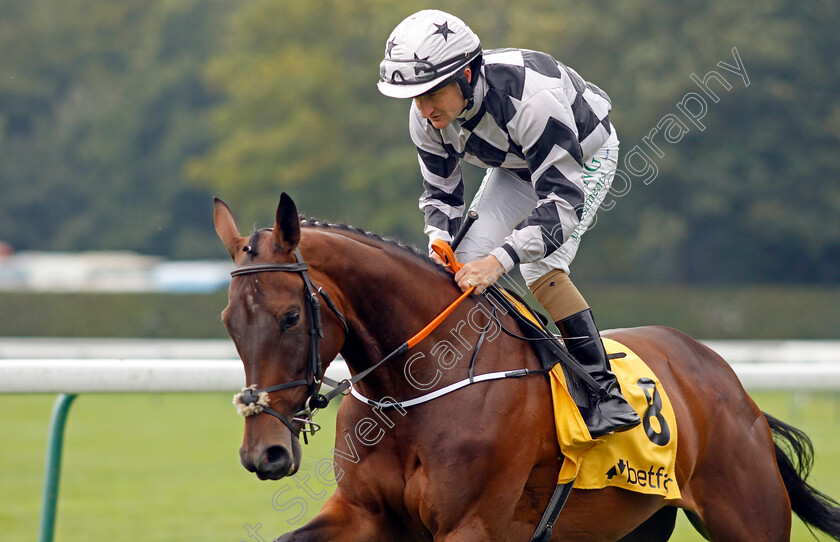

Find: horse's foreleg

[274,490,402,542]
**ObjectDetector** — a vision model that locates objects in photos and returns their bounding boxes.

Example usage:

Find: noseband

[230,248,348,440]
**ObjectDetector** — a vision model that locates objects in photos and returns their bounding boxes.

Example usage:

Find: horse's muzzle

[240,439,301,480]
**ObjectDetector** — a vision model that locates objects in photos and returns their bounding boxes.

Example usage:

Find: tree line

[1,0,837,283]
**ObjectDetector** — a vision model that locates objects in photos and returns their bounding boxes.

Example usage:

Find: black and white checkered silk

[411,48,613,270]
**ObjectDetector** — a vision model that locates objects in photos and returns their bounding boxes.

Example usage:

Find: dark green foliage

[1,0,837,282]
[0,0,235,259]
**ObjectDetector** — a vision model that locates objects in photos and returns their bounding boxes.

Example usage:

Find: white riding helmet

[378,10,482,99]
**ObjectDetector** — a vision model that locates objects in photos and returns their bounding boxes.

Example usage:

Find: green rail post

[39,393,77,542]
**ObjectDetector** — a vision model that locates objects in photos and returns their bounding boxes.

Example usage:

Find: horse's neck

[310,232,461,388]
[339,256,454,355]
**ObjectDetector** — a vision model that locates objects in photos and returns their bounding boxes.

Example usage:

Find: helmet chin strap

[456,73,475,113]
[457,62,482,114]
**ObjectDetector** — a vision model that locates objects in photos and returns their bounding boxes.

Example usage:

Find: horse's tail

[764,412,840,539]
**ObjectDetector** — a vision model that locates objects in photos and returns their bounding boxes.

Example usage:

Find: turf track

[1,392,837,541]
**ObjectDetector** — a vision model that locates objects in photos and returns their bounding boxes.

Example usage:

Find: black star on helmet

[386,38,398,57]
[432,22,455,41]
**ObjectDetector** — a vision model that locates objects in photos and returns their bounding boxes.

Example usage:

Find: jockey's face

[413,68,471,129]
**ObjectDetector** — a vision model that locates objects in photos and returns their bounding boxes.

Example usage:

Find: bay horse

[214,193,840,541]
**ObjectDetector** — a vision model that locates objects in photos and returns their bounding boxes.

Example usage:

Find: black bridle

[230,248,348,438]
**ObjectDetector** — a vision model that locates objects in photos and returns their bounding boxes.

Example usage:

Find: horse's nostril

[264,445,288,466]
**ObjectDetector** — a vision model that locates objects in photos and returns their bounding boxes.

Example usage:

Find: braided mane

[297,215,438,264]
[246,216,448,274]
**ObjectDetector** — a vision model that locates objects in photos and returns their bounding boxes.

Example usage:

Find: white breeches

[455,128,619,286]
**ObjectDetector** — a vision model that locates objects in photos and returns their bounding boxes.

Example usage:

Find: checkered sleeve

[409,104,465,249]
[496,87,586,269]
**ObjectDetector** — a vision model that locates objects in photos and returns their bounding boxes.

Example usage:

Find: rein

[317,243,475,403]
[336,240,556,410]
[346,299,551,411]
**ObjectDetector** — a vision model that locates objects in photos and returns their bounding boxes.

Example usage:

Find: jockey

[378,9,640,438]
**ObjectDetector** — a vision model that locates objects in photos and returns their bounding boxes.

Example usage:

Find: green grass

[2,392,838,541]
[0,393,339,542]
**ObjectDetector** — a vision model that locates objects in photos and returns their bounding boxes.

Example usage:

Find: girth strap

[530,478,576,542]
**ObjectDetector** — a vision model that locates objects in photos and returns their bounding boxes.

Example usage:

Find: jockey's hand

[454,255,504,294]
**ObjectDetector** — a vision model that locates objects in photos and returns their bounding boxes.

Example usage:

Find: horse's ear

[213,197,245,260]
[272,192,301,254]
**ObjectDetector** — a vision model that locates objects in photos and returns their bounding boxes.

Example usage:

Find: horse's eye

[281,310,301,331]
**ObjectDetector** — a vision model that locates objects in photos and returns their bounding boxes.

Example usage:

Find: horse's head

[214,193,345,480]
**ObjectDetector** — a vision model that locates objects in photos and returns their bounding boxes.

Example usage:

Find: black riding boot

[556,308,640,438]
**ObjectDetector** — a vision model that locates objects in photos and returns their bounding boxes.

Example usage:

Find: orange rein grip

[406,240,475,349]
[430,238,463,272]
